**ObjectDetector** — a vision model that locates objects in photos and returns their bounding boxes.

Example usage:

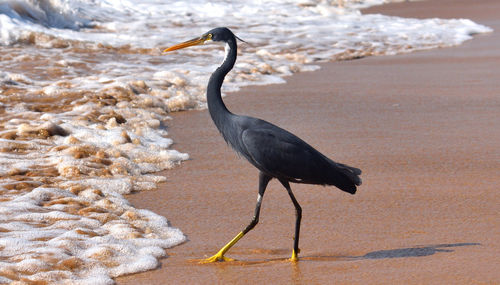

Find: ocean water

[0,0,492,283]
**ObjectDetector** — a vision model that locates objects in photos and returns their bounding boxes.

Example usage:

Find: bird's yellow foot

[289,249,300,262]
[199,231,245,263]
[199,253,235,263]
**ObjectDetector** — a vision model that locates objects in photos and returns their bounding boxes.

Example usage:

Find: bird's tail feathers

[330,162,362,195]
[336,162,362,186]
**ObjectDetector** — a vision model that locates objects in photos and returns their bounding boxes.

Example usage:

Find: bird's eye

[207,34,213,40]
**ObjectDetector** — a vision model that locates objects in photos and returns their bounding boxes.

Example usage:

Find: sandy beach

[117,0,500,284]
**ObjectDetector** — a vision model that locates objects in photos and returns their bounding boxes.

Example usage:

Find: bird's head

[164,27,245,52]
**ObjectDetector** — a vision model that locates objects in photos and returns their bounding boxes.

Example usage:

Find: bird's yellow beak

[163,34,212,52]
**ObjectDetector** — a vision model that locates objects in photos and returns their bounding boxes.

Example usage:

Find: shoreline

[118,0,500,284]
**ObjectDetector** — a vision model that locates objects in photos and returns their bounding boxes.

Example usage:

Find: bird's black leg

[243,172,271,234]
[279,179,302,262]
[200,172,271,263]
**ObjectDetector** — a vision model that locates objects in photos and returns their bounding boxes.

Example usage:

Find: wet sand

[118,0,500,284]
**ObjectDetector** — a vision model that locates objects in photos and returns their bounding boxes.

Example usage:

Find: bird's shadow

[302,242,480,262]
[356,242,480,260]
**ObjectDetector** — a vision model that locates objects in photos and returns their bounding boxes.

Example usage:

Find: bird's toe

[289,249,300,262]
[199,254,235,263]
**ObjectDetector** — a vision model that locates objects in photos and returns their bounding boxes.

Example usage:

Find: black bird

[164,27,361,262]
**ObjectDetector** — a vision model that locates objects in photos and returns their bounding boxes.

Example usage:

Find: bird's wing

[241,127,328,182]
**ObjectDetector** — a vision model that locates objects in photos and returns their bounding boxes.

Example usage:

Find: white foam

[0,184,186,283]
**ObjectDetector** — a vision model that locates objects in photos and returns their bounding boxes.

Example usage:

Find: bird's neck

[207,40,237,130]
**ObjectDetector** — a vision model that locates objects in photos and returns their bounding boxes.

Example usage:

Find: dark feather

[239,118,360,194]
